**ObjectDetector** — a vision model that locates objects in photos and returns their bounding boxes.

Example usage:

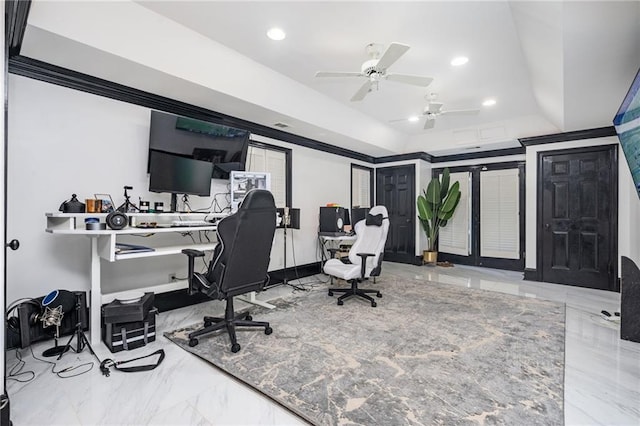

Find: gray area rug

[165,276,565,425]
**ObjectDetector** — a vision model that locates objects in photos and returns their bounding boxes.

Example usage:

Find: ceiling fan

[315,42,433,102]
[391,93,480,129]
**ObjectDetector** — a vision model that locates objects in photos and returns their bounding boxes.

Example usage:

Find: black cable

[6,349,35,383]
[29,345,94,379]
[285,229,308,292]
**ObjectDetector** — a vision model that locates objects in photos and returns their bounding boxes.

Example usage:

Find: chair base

[328,280,382,307]
[187,297,272,353]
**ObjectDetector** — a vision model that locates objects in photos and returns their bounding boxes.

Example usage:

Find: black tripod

[117,185,139,213]
[57,295,96,360]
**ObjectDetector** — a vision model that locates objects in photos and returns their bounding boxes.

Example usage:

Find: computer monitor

[148,150,213,212]
[230,171,271,212]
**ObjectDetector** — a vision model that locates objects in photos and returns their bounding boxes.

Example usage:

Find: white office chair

[323,205,389,307]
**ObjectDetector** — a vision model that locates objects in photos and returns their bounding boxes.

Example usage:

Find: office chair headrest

[365,213,388,227]
[239,189,275,210]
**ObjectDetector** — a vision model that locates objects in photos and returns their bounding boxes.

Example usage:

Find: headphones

[6,299,42,333]
[106,211,128,230]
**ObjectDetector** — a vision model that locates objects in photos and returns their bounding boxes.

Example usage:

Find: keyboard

[171,220,213,227]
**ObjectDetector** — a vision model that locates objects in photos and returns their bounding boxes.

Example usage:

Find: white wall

[6,75,368,303]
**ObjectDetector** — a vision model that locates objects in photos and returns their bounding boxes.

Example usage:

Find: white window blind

[247,145,287,207]
[438,172,471,256]
[352,167,372,208]
[480,169,520,259]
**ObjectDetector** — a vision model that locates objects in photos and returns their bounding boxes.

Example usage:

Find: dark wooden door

[376,165,415,264]
[539,146,617,291]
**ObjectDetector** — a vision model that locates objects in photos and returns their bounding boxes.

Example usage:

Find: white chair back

[348,205,389,277]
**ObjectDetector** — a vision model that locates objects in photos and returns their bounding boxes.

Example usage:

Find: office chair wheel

[328,290,334,296]
[376,292,382,298]
[337,300,343,306]
[188,338,199,347]
[231,343,241,353]
[245,315,252,321]
[371,301,377,307]
[265,326,273,335]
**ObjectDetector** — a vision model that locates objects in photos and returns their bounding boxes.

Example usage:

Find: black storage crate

[102,292,155,324]
[102,308,157,353]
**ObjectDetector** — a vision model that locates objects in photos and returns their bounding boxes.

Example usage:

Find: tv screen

[230,171,271,212]
[148,150,213,197]
[614,68,640,198]
[148,111,250,179]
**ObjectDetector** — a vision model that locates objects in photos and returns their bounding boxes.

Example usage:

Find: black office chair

[181,189,277,353]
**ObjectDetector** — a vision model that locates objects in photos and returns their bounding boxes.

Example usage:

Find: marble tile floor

[6,263,640,425]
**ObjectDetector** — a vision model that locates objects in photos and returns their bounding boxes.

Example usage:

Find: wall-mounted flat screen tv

[148,111,250,179]
[614,68,640,198]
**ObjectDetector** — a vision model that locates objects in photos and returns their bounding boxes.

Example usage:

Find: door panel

[539,146,617,290]
[375,165,415,264]
[439,172,471,256]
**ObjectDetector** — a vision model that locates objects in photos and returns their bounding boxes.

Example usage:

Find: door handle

[6,239,19,250]
[544,223,550,229]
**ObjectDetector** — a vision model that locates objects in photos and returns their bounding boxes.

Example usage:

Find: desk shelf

[45,211,225,347]
[115,242,217,260]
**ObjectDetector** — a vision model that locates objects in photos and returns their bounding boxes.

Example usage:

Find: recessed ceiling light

[267,27,286,41]
[482,98,497,107]
[408,116,420,122]
[451,56,469,66]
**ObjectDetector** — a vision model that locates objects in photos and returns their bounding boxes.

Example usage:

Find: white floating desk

[46,212,223,346]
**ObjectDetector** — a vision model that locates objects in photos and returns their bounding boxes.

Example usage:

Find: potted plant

[417,168,461,265]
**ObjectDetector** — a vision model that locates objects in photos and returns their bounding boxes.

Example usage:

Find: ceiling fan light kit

[315,42,433,101]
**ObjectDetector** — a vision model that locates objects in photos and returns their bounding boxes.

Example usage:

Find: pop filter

[42,289,76,314]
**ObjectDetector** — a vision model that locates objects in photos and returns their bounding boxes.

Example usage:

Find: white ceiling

[19,1,640,158]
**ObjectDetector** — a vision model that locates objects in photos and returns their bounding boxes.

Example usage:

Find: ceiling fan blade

[440,108,480,116]
[351,80,373,102]
[427,102,444,114]
[376,42,410,70]
[389,117,413,123]
[385,73,433,87]
[315,71,364,78]
[424,117,436,130]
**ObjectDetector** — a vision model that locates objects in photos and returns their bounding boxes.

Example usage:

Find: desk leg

[89,237,102,346]
[237,291,275,309]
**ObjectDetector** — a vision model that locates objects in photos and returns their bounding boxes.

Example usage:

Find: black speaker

[351,207,370,227]
[106,211,128,230]
[319,207,346,233]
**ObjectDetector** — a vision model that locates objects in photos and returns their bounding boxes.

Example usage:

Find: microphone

[40,305,64,329]
[37,290,77,357]
[284,207,290,226]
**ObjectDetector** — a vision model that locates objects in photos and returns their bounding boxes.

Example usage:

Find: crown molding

[519,127,616,146]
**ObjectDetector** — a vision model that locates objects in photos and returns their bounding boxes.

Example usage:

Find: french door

[436,163,525,270]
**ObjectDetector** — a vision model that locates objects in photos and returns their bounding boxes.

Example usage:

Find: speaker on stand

[277,207,300,289]
[319,207,346,234]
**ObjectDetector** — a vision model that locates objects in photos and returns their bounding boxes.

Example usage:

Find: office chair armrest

[356,252,374,279]
[182,249,206,295]
[182,249,205,258]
